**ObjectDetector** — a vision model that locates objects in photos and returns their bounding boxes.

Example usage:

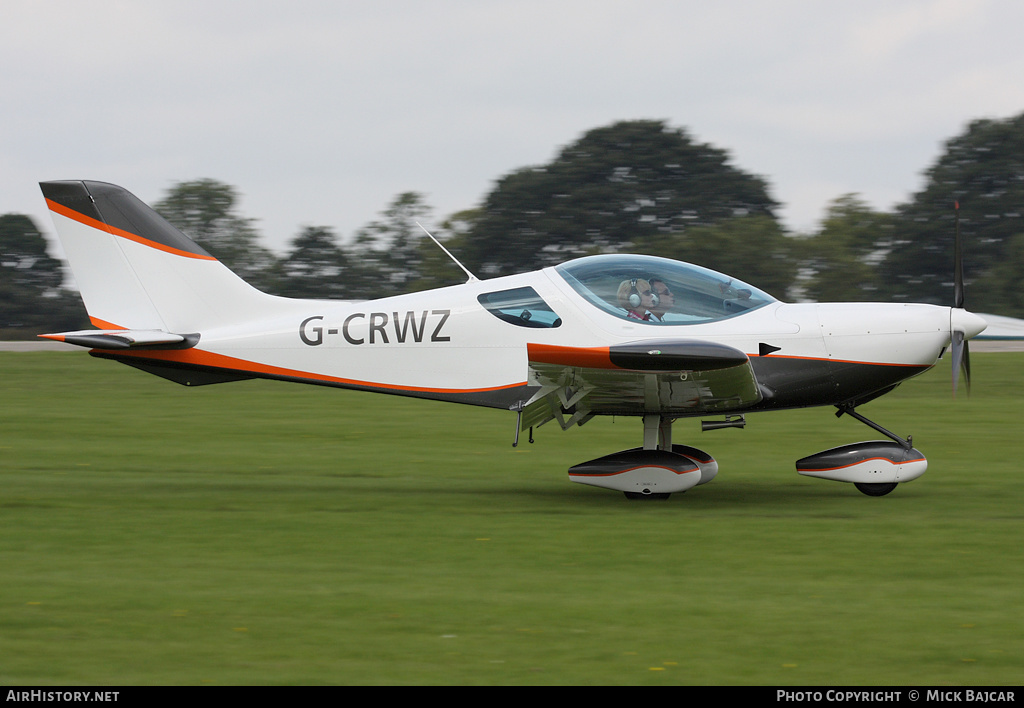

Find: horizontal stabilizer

[39,329,198,350]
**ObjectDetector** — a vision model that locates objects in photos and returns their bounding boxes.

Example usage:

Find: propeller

[954,201,965,310]
[949,201,985,396]
[951,328,969,395]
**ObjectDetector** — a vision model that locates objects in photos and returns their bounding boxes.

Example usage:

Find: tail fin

[40,180,278,333]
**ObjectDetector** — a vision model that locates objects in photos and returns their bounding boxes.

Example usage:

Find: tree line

[4,114,1024,337]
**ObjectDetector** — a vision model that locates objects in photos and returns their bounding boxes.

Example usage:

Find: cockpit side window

[478,286,562,328]
[554,254,775,325]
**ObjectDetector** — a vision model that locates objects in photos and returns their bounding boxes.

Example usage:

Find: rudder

[41,181,277,333]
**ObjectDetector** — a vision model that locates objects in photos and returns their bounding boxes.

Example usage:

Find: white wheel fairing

[620,445,718,484]
[796,441,927,485]
[671,444,719,485]
[569,449,702,494]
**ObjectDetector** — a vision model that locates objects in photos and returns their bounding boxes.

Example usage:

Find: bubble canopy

[553,254,776,325]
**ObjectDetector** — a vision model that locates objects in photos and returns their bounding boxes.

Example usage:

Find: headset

[628,278,660,309]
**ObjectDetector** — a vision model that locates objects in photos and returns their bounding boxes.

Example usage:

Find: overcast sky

[4,0,1024,255]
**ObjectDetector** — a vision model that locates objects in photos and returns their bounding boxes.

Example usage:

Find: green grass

[1,352,1022,685]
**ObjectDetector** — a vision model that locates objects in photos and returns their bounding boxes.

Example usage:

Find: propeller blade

[951,330,971,397]
[951,201,972,397]
[951,330,963,394]
[962,338,971,394]
[954,200,965,309]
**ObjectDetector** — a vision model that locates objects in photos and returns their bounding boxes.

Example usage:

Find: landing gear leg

[625,415,676,500]
[835,404,913,451]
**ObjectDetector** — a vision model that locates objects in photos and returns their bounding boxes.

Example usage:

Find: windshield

[554,254,776,325]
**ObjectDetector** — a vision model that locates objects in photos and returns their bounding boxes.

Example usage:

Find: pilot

[617,278,657,321]
[649,278,675,322]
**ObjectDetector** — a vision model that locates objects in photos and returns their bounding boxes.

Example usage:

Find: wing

[522,339,762,430]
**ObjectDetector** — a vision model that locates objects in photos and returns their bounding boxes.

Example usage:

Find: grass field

[1,351,1022,685]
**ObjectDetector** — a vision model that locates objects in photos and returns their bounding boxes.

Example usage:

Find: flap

[523,339,761,430]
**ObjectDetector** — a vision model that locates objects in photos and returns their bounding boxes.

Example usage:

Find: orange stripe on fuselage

[528,343,614,368]
[104,347,526,395]
[750,352,929,368]
[45,198,217,261]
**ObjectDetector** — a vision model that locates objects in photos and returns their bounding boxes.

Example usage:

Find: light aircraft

[39,180,987,499]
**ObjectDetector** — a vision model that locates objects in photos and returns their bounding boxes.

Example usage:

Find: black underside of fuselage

[741,356,929,413]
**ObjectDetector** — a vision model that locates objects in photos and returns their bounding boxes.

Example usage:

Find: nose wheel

[854,482,899,497]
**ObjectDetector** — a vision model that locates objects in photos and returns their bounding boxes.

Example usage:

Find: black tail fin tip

[40,180,213,259]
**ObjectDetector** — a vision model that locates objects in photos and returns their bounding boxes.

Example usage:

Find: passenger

[616,278,656,321]
[649,278,675,322]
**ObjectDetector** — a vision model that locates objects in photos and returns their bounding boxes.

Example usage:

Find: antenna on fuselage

[416,222,478,283]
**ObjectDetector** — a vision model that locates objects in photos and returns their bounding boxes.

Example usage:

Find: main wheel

[854,482,898,497]
[624,491,672,500]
